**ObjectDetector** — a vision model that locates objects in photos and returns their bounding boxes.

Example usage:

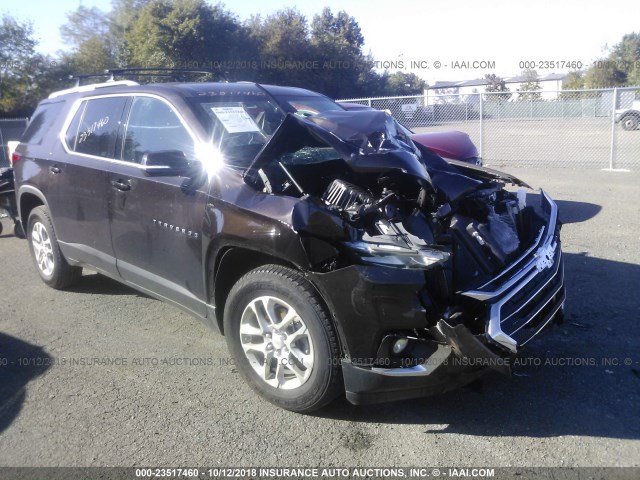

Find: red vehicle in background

[339,102,481,166]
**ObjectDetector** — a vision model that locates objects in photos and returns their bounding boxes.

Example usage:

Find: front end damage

[243,110,565,404]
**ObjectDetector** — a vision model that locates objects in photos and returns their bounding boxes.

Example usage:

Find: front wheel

[621,115,639,131]
[27,206,81,289]
[224,265,343,412]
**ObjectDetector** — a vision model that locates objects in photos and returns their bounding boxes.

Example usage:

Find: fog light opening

[392,338,409,354]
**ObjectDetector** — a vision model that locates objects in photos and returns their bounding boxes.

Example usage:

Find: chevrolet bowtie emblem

[535,241,557,272]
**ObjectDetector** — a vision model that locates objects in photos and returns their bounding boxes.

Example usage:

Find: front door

[107,95,209,316]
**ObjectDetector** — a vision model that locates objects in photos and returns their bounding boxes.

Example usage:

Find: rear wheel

[27,206,81,289]
[224,265,342,412]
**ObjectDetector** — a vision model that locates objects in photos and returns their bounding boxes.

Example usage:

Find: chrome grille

[460,190,565,352]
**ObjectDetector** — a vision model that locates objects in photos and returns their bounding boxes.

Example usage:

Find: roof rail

[105,67,218,81]
[67,68,217,87]
[48,80,139,99]
[47,67,223,99]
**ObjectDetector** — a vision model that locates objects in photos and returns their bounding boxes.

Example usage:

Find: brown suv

[14,80,564,412]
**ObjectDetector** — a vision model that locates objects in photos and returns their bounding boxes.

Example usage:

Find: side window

[65,97,127,158]
[122,97,195,164]
[65,102,86,150]
[21,101,65,145]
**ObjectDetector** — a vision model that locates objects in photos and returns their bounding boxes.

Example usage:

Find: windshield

[187,92,345,168]
[189,96,285,168]
[278,146,341,166]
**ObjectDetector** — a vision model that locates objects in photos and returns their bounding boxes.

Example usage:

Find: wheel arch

[207,246,347,356]
[18,186,49,232]
[208,246,299,334]
[620,110,640,122]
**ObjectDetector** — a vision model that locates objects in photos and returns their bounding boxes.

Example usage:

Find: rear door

[45,96,129,276]
[107,95,209,316]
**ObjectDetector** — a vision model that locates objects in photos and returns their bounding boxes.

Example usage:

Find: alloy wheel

[239,295,314,390]
[31,221,54,276]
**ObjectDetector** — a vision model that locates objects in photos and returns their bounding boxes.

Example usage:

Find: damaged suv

[14,81,564,412]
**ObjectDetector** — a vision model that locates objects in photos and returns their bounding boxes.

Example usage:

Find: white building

[426,73,566,104]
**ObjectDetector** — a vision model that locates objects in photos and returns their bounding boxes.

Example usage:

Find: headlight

[345,241,450,269]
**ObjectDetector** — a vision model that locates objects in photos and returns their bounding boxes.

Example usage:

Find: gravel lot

[0,167,639,469]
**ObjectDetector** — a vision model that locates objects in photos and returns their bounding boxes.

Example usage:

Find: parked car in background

[337,102,374,111]
[410,130,482,165]
[615,100,640,131]
[340,102,482,165]
[13,80,564,412]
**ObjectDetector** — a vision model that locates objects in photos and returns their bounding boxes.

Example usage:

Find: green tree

[0,14,39,115]
[60,6,111,49]
[517,69,541,101]
[309,7,369,98]
[380,71,426,96]
[610,33,640,69]
[628,65,640,87]
[559,70,588,99]
[48,3,428,100]
[108,0,153,66]
[584,58,626,88]
[59,5,117,74]
[125,0,248,79]
[563,70,585,90]
[353,53,386,97]
[583,32,640,87]
[483,74,511,102]
[246,9,315,87]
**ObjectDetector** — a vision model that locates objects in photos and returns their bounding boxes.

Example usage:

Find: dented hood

[440,159,531,189]
[245,110,530,197]
[246,110,432,183]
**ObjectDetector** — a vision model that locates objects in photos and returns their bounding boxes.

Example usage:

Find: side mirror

[141,150,191,169]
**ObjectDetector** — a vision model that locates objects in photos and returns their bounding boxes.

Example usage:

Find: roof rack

[105,68,219,82]
[47,68,224,99]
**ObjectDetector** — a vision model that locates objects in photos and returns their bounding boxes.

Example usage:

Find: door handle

[110,179,131,191]
[49,166,61,174]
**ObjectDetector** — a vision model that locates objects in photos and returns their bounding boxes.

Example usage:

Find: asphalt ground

[0,167,639,469]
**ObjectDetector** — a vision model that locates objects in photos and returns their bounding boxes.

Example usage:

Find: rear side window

[21,101,65,145]
[65,97,128,158]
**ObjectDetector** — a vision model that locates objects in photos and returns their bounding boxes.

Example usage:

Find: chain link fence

[338,87,640,170]
[0,118,29,168]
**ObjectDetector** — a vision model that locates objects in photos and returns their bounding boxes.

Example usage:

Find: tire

[224,265,343,412]
[621,114,639,131]
[27,206,82,289]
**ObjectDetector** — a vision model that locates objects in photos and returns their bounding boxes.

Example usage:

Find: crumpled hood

[245,110,530,200]
[246,110,431,184]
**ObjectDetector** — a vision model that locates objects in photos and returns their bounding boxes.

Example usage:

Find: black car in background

[13,80,564,412]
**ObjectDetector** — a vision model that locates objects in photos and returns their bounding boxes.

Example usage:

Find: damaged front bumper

[342,321,510,405]
[311,191,564,405]
[461,190,565,353]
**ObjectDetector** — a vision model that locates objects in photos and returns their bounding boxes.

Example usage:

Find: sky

[3,0,639,85]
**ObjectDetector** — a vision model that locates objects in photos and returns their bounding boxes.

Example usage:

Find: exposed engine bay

[243,110,563,374]
[245,110,546,291]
